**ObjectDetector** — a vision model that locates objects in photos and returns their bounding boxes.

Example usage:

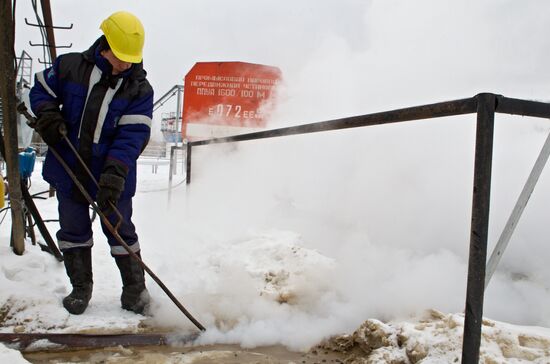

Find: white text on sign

[208,104,263,119]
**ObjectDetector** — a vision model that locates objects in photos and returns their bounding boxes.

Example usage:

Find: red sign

[182,62,281,140]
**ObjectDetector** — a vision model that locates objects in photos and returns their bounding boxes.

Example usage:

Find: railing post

[462,93,495,363]
[168,145,176,199]
[186,143,192,185]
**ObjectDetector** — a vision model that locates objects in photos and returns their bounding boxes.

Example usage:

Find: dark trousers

[56,192,140,256]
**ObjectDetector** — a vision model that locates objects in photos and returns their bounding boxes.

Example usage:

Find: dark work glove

[97,172,125,216]
[34,111,67,145]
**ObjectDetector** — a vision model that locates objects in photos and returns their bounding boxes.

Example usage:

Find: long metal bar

[46,145,205,331]
[0,332,198,350]
[17,105,205,331]
[496,96,550,119]
[60,135,123,230]
[26,209,37,245]
[485,130,550,287]
[153,85,183,111]
[20,183,63,261]
[190,97,478,147]
[176,85,182,139]
[186,143,192,185]
[0,128,63,260]
[462,93,495,363]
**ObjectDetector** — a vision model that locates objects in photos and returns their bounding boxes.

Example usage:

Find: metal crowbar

[17,103,205,331]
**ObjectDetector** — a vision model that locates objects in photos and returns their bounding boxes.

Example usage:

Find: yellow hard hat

[100,11,145,63]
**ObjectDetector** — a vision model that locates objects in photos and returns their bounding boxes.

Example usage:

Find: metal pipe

[61,135,123,230]
[168,145,175,201]
[20,183,63,261]
[184,97,477,186]
[176,86,182,145]
[485,130,550,287]
[462,93,495,363]
[0,332,199,350]
[496,96,550,119]
[186,143,192,185]
[17,104,205,331]
[47,145,205,331]
[190,97,477,147]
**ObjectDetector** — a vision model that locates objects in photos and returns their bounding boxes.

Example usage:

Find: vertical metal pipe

[176,86,182,144]
[169,146,175,184]
[173,143,179,175]
[186,143,192,185]
[26,210,37,245]
[173,86,183,175]
[462,93,495,363]
[20,183,63,261]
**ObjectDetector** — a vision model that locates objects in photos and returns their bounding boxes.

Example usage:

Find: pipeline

[0,332,199,351]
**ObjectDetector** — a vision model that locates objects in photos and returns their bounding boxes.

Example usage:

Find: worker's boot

[62,248,93,315]
[115,252,150,314]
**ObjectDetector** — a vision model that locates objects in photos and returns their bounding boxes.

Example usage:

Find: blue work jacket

[30,37,153,200]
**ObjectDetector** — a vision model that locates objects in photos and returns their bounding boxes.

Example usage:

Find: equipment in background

[182,62,281,141]
[18,147,36,181]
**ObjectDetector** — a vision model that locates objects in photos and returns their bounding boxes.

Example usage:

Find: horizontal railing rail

[189,97,478,147]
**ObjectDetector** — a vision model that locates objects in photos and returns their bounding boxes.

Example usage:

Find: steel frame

[185,93,550,362]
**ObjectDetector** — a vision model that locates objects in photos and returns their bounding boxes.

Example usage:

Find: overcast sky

[14,0,550,123]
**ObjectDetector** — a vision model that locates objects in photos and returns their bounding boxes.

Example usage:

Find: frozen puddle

[23,344,345,363]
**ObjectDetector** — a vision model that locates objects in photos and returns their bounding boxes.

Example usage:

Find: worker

[29,11,153,315]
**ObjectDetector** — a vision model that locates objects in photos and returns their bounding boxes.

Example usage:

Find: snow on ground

[321,310,550,363]
[1,119,550,363]
[0,344,28,364]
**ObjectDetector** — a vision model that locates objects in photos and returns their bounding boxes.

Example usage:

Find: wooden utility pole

[40,0,57,61]
[0,0,26,254]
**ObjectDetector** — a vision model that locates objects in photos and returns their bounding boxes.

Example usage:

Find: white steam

[13,0,550,350]
[129,0,550,349]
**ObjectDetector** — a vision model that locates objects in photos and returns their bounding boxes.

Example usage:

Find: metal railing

[184,93,550,363]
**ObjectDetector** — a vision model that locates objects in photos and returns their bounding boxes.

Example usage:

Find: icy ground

[1,137,550,363]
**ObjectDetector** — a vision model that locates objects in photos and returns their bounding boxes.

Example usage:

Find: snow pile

[320,310,550,363]
[0,344,28,364]
[0,243,145,335]
[208,231,335,306]
[149,228,343,350]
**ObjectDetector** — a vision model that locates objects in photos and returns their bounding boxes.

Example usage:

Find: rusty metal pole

[39,0,58,198]
[462,93,495,363]
[39,0,57,61]
[0,0,26,255]
[186,143,192,184]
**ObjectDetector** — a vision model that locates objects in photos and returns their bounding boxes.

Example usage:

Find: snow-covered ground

[320,310,550,363]
[1,115,550,363]
[5,0,550,362]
